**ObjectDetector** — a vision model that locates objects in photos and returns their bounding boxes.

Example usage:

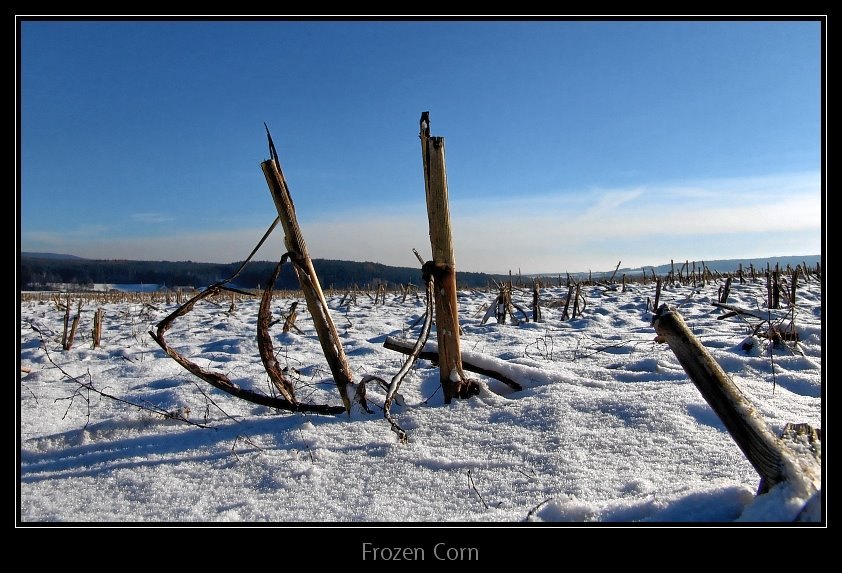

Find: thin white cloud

[449,170,820,271]
[578,188,645,219]
[24,224,111,247]
[21,171,821,274]
[130,212,176,224]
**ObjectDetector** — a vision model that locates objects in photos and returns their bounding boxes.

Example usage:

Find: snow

[18,277,822,522]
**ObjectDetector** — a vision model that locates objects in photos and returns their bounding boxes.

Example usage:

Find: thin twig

[231,433,266,460]
[188,380,241,425]
[515,467,536,481]
[525,497,554,522]
[55,371,91,428]
[421,385,441,405]
[27,320,54,339]
[297,418,316,464]
[38,330,213,430]
[467,469,489,510]
[574,338,651,360]
[21,383,39,404]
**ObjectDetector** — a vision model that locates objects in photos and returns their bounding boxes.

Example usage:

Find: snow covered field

[18,276,822,523]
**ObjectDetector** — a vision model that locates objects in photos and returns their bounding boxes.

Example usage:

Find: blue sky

[19,20,822,273]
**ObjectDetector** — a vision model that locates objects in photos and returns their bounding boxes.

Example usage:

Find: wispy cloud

[130,212,176,224]
[578,188,645,219]
[446,171,820,271]
[24,224,112,248]
[21,171,821,274]
[22,226,273,263]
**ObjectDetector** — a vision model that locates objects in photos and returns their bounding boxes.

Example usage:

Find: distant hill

[20,252,820,291]
[19,255,504,291]
[645,255,821,275]
[528,255,821,280]
[20,252,85,260]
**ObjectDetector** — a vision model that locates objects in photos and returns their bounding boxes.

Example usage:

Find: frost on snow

[18,277,822,522]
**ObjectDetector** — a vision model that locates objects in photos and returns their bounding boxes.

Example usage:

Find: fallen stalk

[652,304,820,511]
[383,337,524,391]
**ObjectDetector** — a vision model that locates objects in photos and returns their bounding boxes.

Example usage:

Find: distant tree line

[19,256,500,291]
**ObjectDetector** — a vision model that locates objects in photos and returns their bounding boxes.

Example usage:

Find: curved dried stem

[257,258,297,403]
[149,220,344,416]
[381,273,436,442]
